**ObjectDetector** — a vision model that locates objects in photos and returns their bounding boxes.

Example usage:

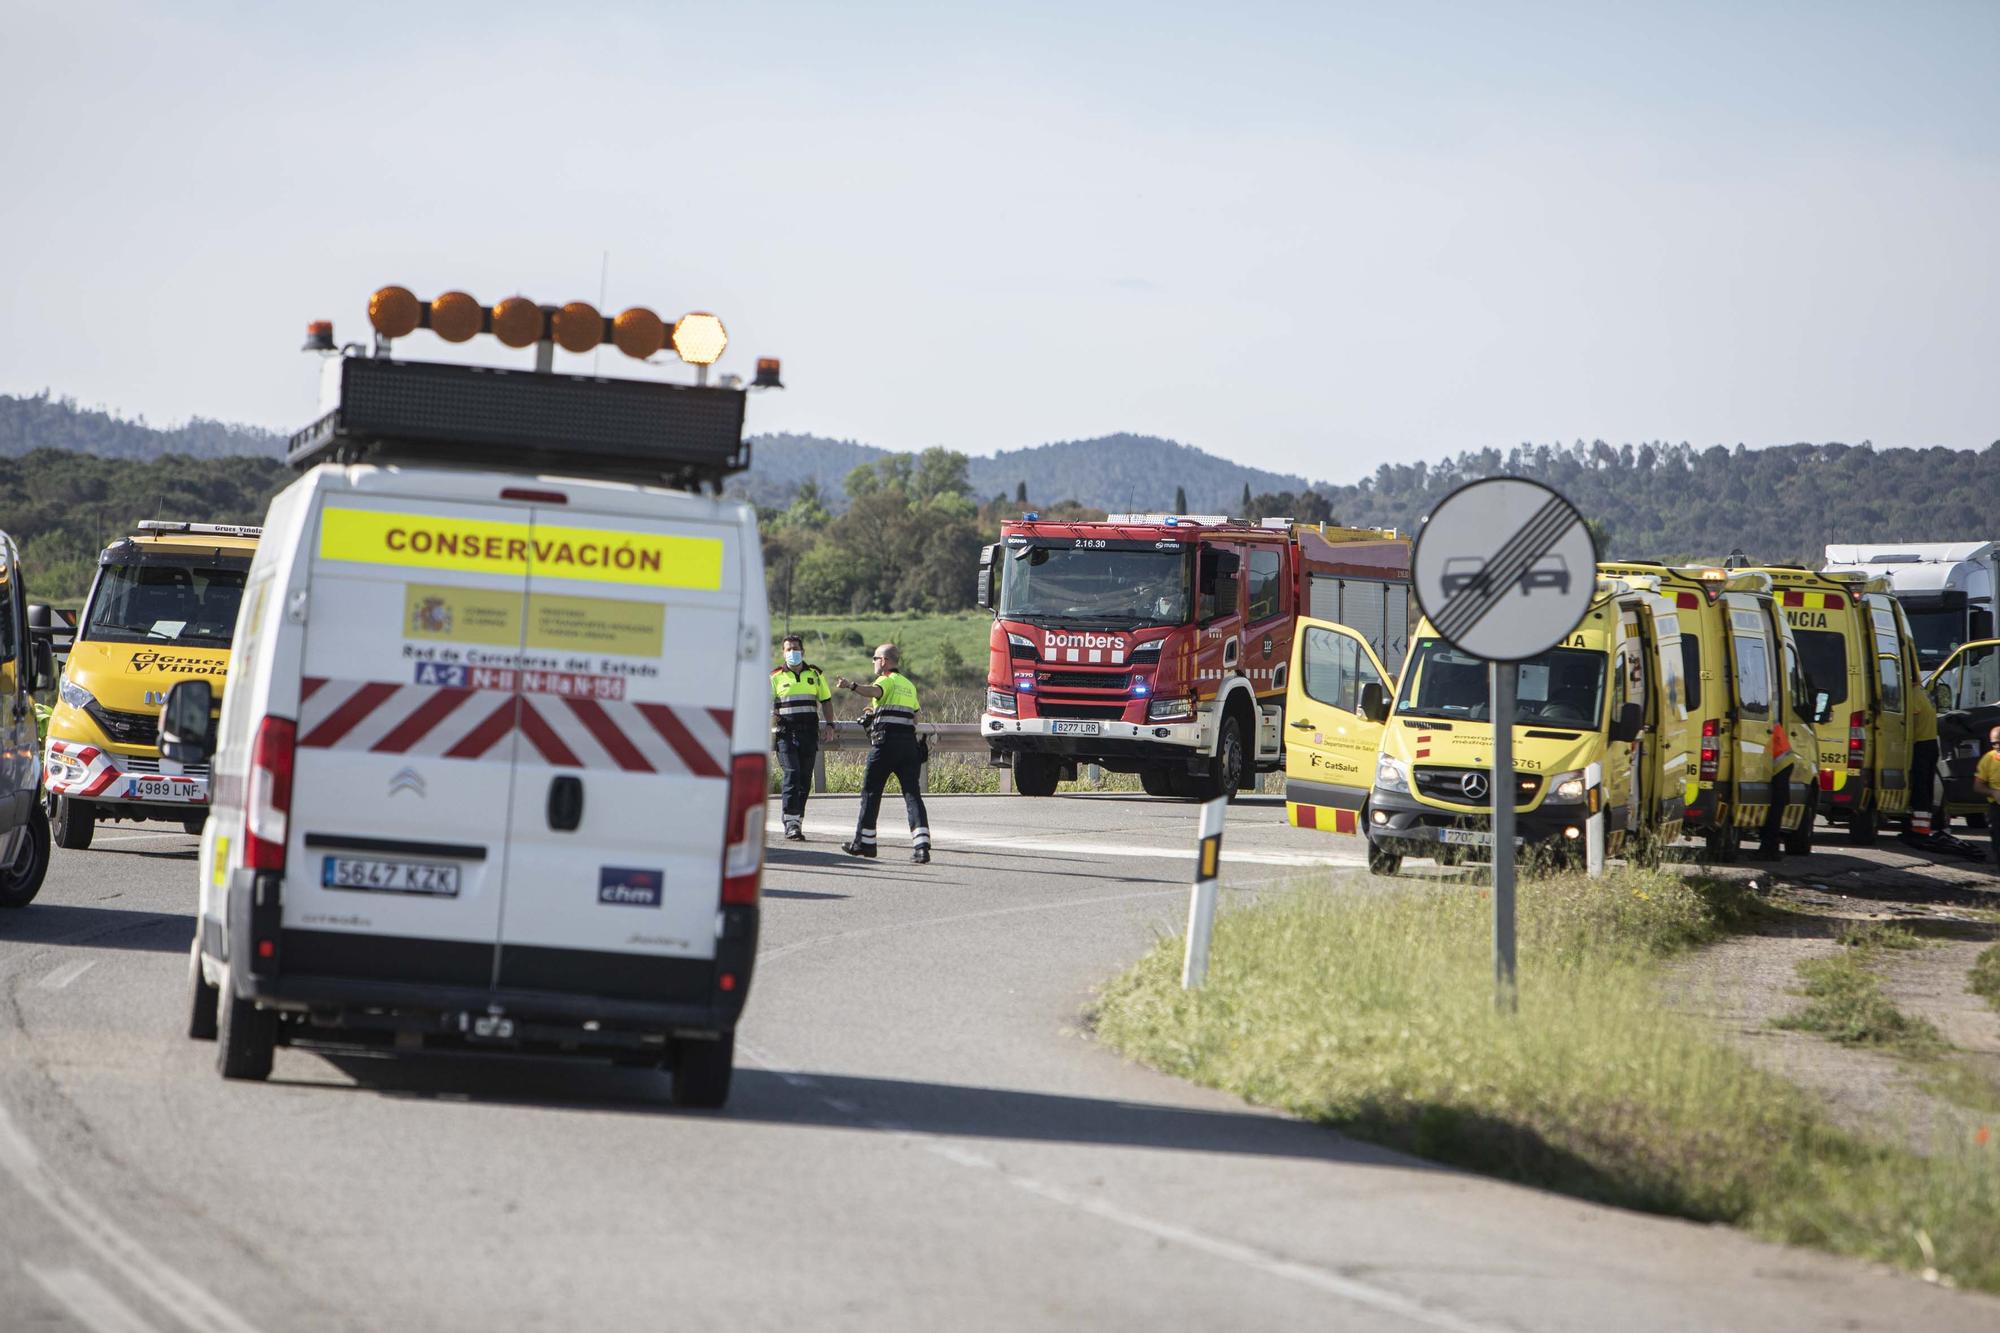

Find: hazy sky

[3,1,1995,480]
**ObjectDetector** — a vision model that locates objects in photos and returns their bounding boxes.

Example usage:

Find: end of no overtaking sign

[1411,477,1595,661]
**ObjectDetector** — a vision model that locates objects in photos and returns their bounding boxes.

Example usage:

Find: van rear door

[493,498,742,1003]
[284,491,527,988]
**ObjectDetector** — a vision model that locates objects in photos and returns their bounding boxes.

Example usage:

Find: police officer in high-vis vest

[836,643,931,864]
[771,634,835,840]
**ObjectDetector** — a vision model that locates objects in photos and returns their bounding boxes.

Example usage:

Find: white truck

[1822,541,1997,674]
[165,290,779,1106]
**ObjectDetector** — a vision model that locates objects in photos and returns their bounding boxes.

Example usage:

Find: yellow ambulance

[1601,564,1824,859]
[42,521,260,848]
[1749,566,1918,844]
[1288,575,1693,874]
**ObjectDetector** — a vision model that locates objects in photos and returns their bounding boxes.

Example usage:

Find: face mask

[785,649,803,667]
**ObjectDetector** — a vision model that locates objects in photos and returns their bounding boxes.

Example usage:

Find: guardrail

[772,720,1003,793]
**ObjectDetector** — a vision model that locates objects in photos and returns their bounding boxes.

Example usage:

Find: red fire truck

[977,514,1411,798]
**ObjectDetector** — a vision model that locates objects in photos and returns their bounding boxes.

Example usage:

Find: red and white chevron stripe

[297,677,734,776]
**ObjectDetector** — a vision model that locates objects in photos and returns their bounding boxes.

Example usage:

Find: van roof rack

[289,357,751,490]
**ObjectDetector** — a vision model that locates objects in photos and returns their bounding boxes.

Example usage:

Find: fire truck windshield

[999,546,1190,626]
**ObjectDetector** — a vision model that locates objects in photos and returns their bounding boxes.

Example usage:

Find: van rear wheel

[52,797,93,851]
[216,981,276,1081]
[186,944,218,1041]
[1847,809,1878,846]
[1784,794,1818,857]
[671,1032,735,1109]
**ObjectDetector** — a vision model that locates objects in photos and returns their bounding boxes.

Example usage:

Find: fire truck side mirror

[977,544,996,611]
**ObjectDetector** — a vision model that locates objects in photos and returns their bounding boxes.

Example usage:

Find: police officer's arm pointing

[837,646,896,701]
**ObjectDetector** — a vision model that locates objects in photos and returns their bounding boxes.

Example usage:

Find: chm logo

[598,867,663,908]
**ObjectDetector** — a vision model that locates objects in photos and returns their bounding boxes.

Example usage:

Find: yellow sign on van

[321,508,723,591]
[405,584,665,655]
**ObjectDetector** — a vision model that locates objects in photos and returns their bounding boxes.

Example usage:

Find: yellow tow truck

[42,521,260,849]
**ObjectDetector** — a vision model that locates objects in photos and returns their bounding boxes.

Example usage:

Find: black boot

[841,840,877,859]
[912,847,930,864]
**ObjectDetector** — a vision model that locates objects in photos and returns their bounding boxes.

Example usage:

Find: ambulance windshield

[1394,638,1607,728]
[83,559,250,647]
[999,546,1190,626]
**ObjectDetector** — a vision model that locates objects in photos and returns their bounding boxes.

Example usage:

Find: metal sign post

[1410,478,1594,1014]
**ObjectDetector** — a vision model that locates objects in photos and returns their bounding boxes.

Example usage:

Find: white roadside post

[1583,761,1606,876]
[1181,796,1229,989]
[1410,477,1595,1016]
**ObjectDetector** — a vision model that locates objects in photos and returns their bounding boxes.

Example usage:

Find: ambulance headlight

[1375,757,1409,793]
[58,677,94,711]
[986,689,1017,716]
[1548,770,1587,803]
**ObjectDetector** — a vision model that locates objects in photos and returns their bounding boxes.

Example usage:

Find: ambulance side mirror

[1359,682,1390,724]
[1609,701,1643,744]
[160,680,215,766]
[30,639,54,694]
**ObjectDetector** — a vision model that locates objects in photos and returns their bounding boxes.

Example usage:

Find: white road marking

[38,959,98,990]
[87,833,195,845]
[0,1103,260,1333]
[796,819,1366,868]
[740,1045,1504,1333]
[24,1263,161,1333]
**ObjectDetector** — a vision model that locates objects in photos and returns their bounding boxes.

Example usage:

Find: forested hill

[0,391,283,459]
[740,431,1308,513]
[1249,440,2000,565]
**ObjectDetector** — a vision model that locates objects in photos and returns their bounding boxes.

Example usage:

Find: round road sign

[1411,477,1595,661]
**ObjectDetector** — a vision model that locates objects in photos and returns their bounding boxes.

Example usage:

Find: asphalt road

[1,795,1995,1332]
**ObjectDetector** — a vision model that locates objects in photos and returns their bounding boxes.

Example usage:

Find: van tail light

[244,716,296,871]
[721,753,767,905]
[1699,718,1720,782]
[1847,710,1866,772]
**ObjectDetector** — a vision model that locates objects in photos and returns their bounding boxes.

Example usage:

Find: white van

[165,335,771,1107]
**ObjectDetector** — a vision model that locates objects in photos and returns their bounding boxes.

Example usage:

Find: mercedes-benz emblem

[1460,771,1489,800]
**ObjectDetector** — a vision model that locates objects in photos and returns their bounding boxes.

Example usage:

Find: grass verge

[1091,868,2000,1291]
[1773,925,1942,1054]
[1972,945,2000,1016]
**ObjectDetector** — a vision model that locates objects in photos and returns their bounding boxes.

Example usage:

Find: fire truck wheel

[1013,754,1062,797]
[1846,809,1878,846]
[1200,715,1248,802]
[52,797,94,851]
[0,803,50,909]
[1139,767,1176,798]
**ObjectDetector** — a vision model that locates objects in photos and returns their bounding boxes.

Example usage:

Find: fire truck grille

[1037,703,1127,721]
[1038,671,1129,690]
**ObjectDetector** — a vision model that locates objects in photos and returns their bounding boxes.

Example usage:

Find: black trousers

[1761,763,1790,852]
[1909,739,1939,823]
[774,723,819,824]
[854,730,930,848]
[1987,803,2000,866]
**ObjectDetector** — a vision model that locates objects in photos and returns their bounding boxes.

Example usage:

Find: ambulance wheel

[1704,826,1741,863]
[1846,810,1878,846]
[1013,754,1062,797]
[670,1032,734,1109]
[0,804,50,909]
[1784,796,1818,857]
[52,797,94,851]
[186,944,218,1041]
[1367,842,1401,876]
[216,982,276,1081]
[1140,767,1176,798]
